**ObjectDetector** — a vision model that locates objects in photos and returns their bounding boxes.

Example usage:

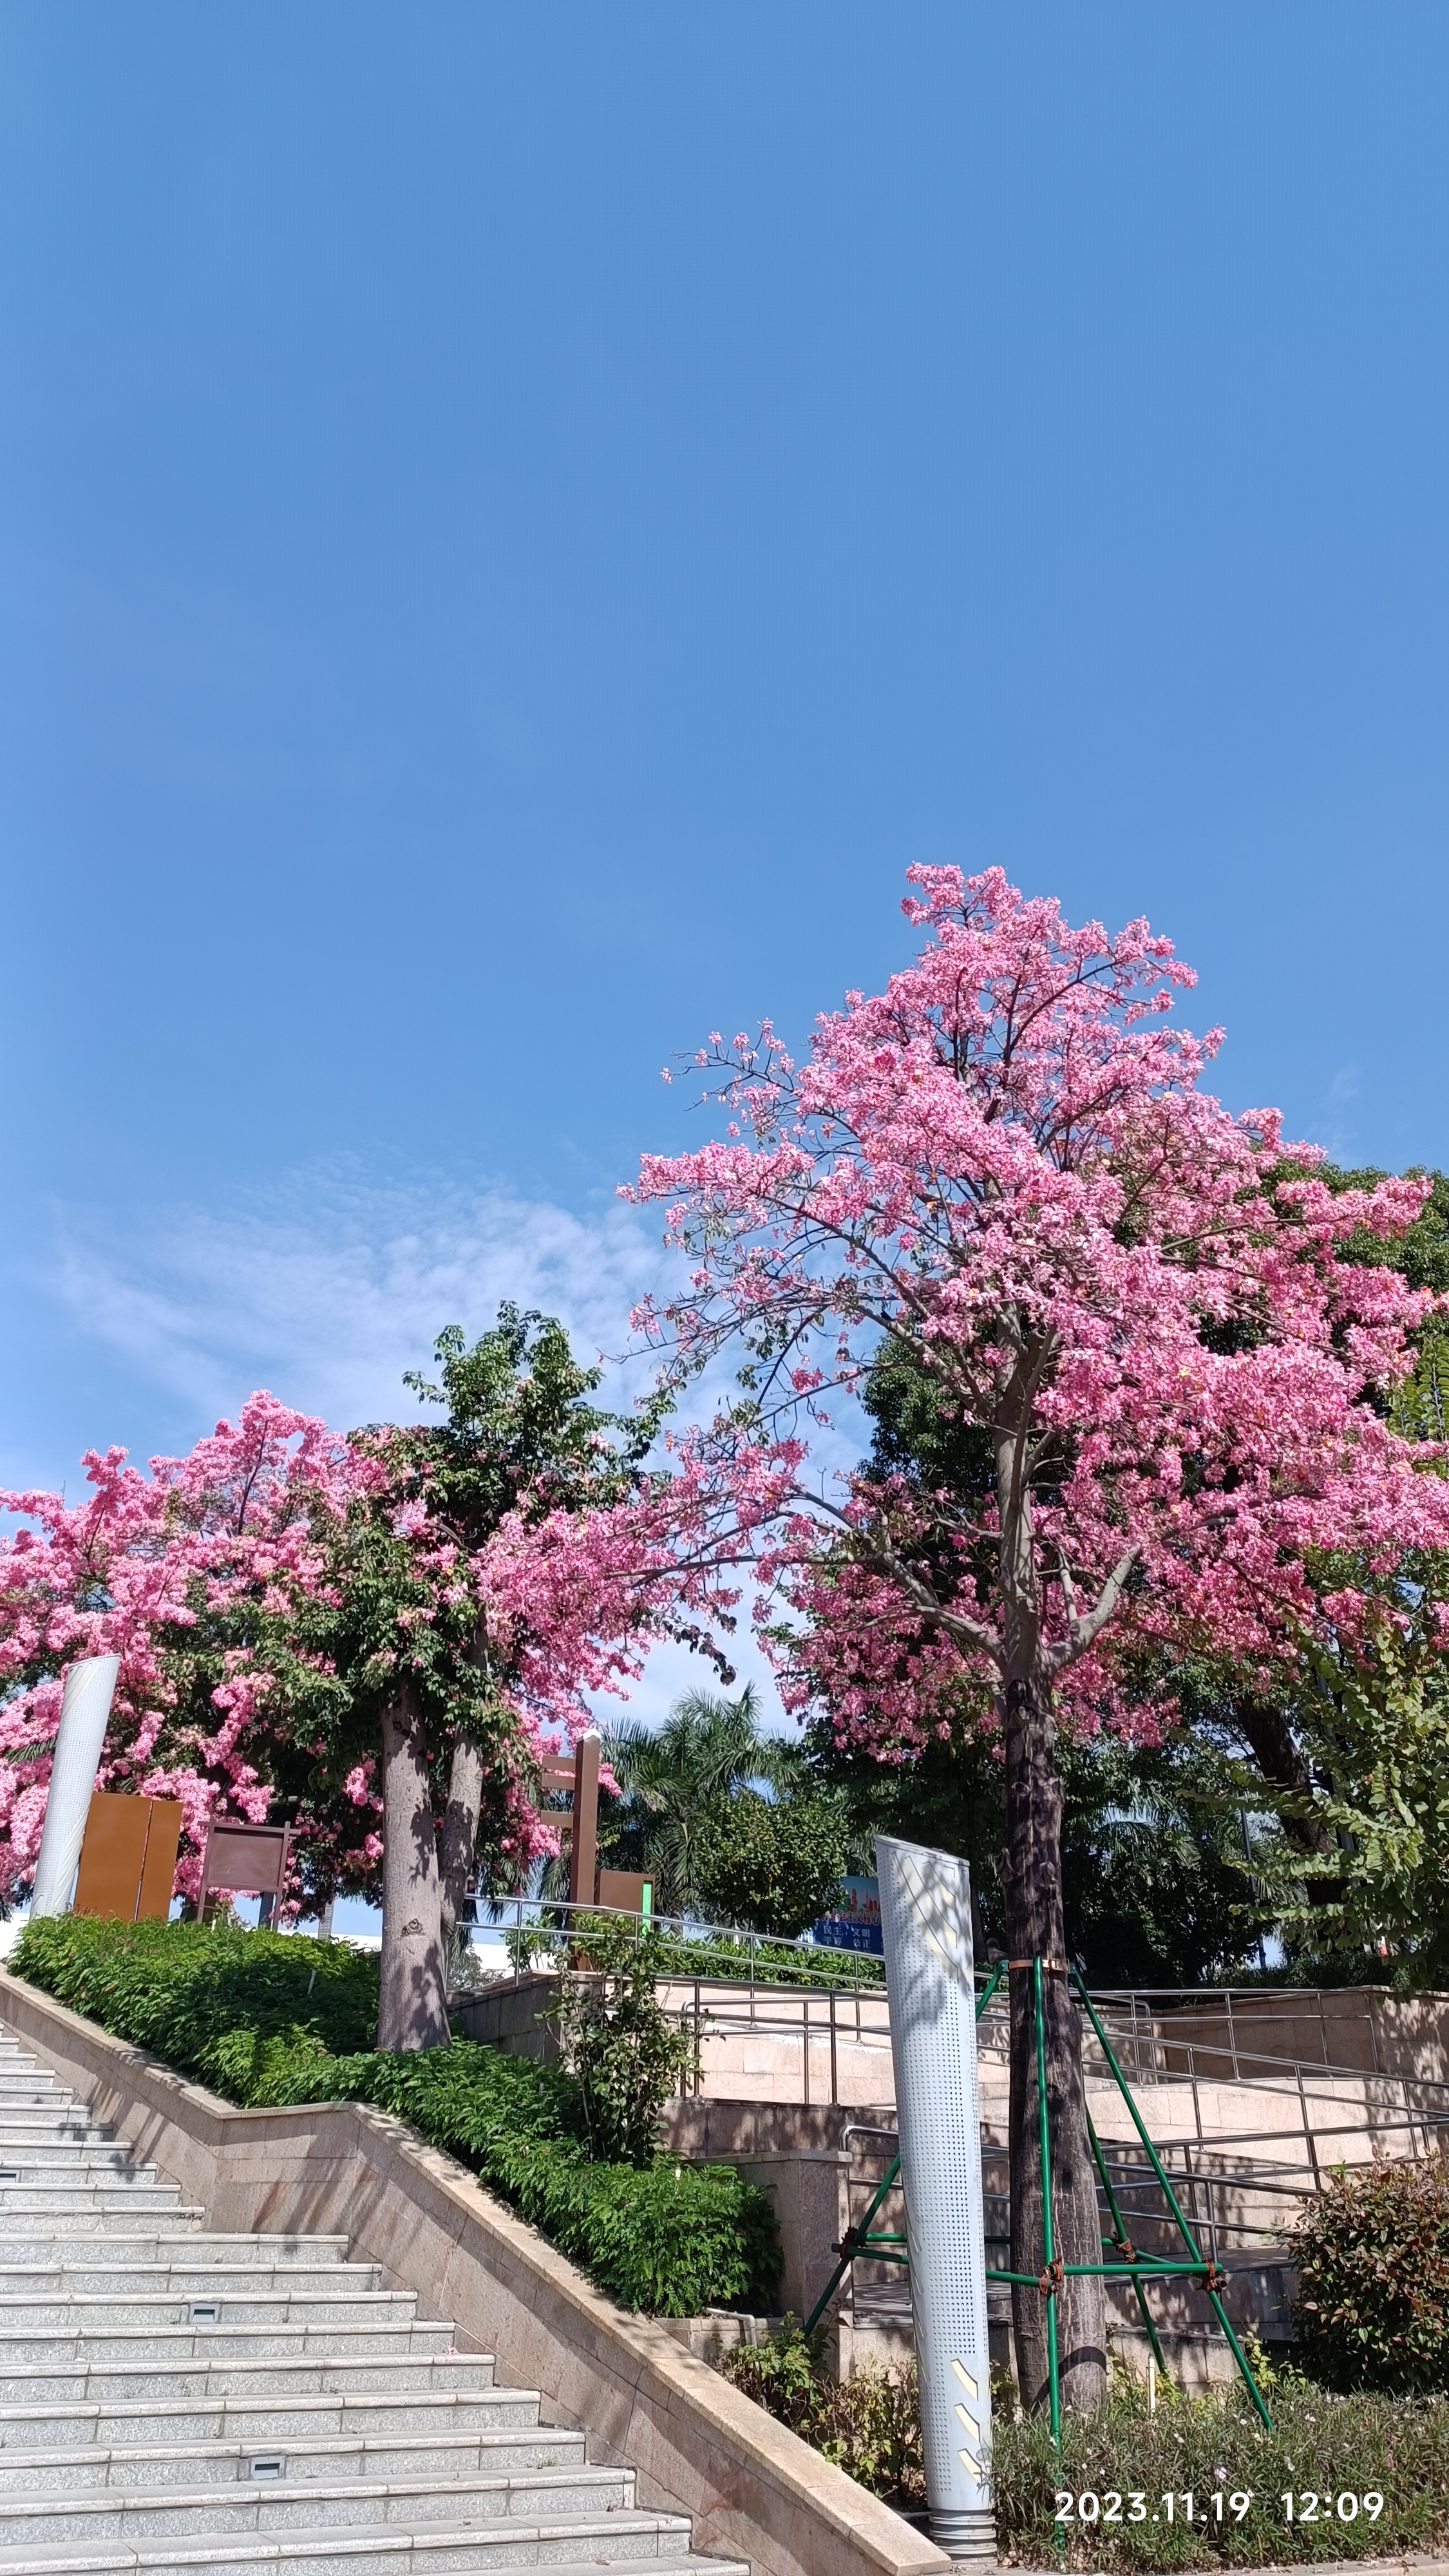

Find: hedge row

[12,1915,779,2318]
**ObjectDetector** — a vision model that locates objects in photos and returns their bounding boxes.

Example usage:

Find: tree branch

[1044,1546,1139,1675]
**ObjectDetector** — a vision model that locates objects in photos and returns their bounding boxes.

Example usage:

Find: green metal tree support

[804,1957,1273,2440]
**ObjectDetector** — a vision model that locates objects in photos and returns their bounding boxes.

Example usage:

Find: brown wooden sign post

[535,1732,603,1908]
[566,1732,600,1907]
[198,1819,292,1924]
[527,1735,651,1918]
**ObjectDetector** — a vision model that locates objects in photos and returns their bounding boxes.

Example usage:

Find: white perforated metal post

[29,1654,121,1918]
[876,1833,994,2561]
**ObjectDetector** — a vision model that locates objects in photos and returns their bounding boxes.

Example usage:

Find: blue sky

[6,1,1449,1575]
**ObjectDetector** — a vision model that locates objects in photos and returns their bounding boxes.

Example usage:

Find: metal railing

[471,1893,886,1996]
[469,1911,1449,2148]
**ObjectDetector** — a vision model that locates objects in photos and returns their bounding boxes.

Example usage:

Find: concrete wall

[730,2152,849,2325]
[0,1968,945,2576]
[453,1975,897,2109]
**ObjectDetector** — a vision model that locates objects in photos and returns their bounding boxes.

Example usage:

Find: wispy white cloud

[50,1162,869,1735]
[53,1165,669,1433]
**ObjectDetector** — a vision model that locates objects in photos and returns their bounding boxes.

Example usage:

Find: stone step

[0,2386,540,2454]
[0,2102,113,2126]
[0,2022,730,2576]
[0,2261,382,2300]
[0,2232,348,2269]
[0,2163,180,2186]
[0,2536,737,2576]
[0,2288,416,2332]
[0,2129,118,2156]
[0,2423,585,2488]
[0,2353,502,2409]
[0,2189,195,2217]
[0,2144,147,2172]
[0,2462,638,2546]
[0,2319,456,2370]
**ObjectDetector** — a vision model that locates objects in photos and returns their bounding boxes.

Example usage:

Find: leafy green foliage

[400,1311,665,1540]
[313,1306,666,1899]
[996,2373,1449,2566]
[1292,2159,1449,2394]
[243,2035,777,2315]
[723,2325,1449,2566]
[691,1787,852,1938]
[598,1683,802,1918]
[13,1915,779,2318]
[719,2321,923,2508]
[1057,1735,1274,1987]
[12,1913,379,2065]
[804,1713,1005,1909]
[545,1915,699,2165]
[1268,1609,1449,1982]
[506,1911,883,1990]
[805,1712,1271,1983]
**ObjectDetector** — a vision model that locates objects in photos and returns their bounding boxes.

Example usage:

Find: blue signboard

[812,1873,884,1954]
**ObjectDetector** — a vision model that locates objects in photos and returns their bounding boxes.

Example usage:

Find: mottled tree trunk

[439,1738,484,1948]
[377,1683,450,2052]
[993,1378,1106,2418]
[1002,1667,1106,2415]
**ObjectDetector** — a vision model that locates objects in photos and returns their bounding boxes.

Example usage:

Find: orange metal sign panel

[73,1793,184,1922]
[136,1799,183,1920]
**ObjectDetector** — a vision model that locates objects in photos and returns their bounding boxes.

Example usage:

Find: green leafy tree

[691,1785,851,1938]
[546,1917,700,2164]
[1212,1587,1449,1986]
[597,1683,797,1918]
[1056,1734,1273,1987]
[311,1307,666,2049]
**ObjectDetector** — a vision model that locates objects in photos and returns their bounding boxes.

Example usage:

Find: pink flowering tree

[487,866,1449,2413]
[0,1312,663,2059]
[0,1396,359,1906]
[334,1309,674,2050]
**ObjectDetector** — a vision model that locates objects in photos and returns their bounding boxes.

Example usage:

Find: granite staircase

[0,2023,746,2576]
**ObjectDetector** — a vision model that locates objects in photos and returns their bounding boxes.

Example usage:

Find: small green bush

[691,1790,852,1940]
[14,1915,779,2320]
[243,2032,778,2315]
[546,1915,699,2166]
[721,2328,1449,2567]
[1292,2156,1449,2394]
[720,2322,923,2508]
[506,1915,884,1990]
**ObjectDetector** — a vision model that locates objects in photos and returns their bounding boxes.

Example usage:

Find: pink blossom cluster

[0,1394,361,1903]
[0,1387,594,1912]
[486,866,1449,1756]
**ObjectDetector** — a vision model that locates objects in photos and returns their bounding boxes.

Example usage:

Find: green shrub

[1292,2157,1449,2394]
[505,1914,884,1990]
[721,2328,1449,2567]
[691,1791,853,1939]
[13,1912,379,2063]
[13,1915,778,2320]
[720,2322,923,2508]
[545,1915,700,2166]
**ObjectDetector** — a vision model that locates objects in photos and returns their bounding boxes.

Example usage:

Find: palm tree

[598,1683,799,1920]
